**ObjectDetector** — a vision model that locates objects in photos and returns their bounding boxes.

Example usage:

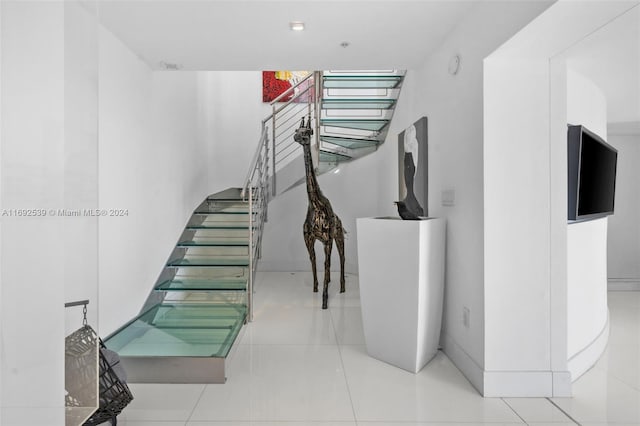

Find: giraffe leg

[304,229,318,292]
[335,221,346,293]
[322,239,333,309]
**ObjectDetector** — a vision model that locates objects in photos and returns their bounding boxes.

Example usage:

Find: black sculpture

[294,116,346,309]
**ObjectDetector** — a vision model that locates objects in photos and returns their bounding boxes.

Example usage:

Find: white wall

[64,1,99,335]
[98,27,211,336]
[389,1,553,396]
[0,2,66,423]
[607,133,640,284]
[483,0,637,397]
[565,68,609,379]
[206,72,269,194]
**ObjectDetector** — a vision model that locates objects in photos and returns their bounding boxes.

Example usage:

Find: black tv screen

[568,125,617,221]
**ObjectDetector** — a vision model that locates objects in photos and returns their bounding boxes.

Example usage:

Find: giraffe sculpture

[293,116,346,309]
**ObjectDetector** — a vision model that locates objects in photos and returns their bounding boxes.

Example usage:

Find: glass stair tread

[319,150,351,163]
[104,303,246,358]
[194,209,249,215]
[156,278,247,291]
[320,135,380,149]
[178,238,249,247]
[320,119,389,132]
[167,256,249,267]
[206,187,244,201]
[323,75,403,88]
[321,99,396,109]
[186,223,251,230]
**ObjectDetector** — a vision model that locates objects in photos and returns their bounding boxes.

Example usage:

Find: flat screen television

[567,124,617,221]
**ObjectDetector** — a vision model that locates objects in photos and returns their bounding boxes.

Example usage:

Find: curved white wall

[565,68,609,380]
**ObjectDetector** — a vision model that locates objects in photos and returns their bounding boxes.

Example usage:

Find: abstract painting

[262,71,311,103]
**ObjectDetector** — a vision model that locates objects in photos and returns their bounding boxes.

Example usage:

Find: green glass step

[321,99,396,110]
[206,188,244,201]
[323,75,403,89]
[156,278,247,292]
[167,256,249,267]
[319,150,351,163]
[178,238,249,247]
[194,209,250,215]
[186,223,250,230]
[321,119,389,132]
[320,135,380,149]
[104,303,246,358]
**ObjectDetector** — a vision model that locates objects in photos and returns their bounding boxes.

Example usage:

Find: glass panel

[105,304,246,358]
[156,278,248,291]
[319,151,352,163]
[323,76,403,88]
[321,99,396,109]
[194,201,249,214]
[178,237,249,246]
[186,223,251,229]
[167,256,249,267]
[321,119,389,131]
[321,135,380,149]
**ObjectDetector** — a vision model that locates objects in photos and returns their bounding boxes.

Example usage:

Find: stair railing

[241,72,322,320]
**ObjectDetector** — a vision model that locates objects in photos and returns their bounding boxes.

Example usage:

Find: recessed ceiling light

[290,21,305,31]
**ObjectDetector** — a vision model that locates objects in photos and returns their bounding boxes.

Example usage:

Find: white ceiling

[96,0,638,132]
[97,0,478,70]
[565,5,640,131]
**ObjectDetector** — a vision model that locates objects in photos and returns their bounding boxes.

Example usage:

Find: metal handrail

[241,71,323,321]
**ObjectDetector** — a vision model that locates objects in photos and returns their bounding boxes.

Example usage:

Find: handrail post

[271,110,277,197]
[315,71,322,152]
[248,185,254,322]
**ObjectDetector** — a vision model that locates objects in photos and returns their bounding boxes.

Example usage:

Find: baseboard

[483,370,553,397]
[442,333,573,397]
[441,332,484,395]
[608,278,640,291]
[567,309,610,382]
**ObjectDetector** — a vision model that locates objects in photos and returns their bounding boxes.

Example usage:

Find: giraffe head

[294,116,314,146]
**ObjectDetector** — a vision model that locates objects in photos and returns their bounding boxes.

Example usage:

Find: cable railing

[241,72,322,321]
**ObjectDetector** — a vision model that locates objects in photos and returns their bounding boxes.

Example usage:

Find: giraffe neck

[302,143,322,202]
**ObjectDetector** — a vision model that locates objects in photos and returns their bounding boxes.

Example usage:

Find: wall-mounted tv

[568,124,617,222]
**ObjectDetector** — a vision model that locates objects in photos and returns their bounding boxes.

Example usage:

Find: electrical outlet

[463,306,470,328]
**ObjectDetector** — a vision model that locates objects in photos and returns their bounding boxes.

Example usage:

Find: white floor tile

[189,344,354,422]
[356,423,525,426]
[120,384,204,422]
[253,271,360,309]
[607,290,640,310]
[502,398,571,423]
[187,422,355,426]
[551,368,640,424]
[340,345,520,423]
[330,306,365,345]
[115,270,640,426]
[524,423,576,426]
[581,423,640,426]
[240,305,336,345]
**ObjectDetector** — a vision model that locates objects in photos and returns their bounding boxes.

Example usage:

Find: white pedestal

[356,217,446,373]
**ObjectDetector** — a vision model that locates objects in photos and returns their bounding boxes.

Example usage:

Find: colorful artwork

[262,71,311,103]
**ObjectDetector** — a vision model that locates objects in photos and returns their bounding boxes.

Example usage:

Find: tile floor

[114,272,640,426]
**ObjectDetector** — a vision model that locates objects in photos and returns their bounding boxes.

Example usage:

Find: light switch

[442,189,455,206]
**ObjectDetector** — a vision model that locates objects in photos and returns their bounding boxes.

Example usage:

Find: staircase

[104,70,404,383]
